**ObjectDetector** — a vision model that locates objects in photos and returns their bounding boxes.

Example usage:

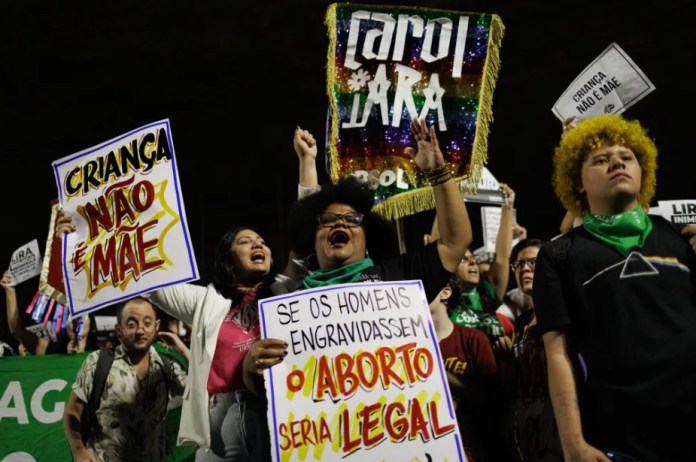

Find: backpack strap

[547,232,574,268]
[90,348,115,411]
[81,347,115,444]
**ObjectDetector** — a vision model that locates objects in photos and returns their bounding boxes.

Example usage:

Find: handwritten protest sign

[481,206,518,253]
[552,42,655,122]
[52,119,198,316]
[259,280,464,462]
[8,239,42,285]
[325,3,504,220]
[651,199,696,225]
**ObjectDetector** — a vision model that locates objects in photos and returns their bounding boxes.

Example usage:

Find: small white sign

[481,206,518,253]
[552,42,655,122]
[461,166,505,205]
[8,239,42,285]
[653,200,696,225]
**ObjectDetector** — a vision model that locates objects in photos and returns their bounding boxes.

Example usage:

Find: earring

[365,249,370,259]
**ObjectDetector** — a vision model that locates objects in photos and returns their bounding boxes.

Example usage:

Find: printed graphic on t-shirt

[224,299,259,332]
[583,251,689,286]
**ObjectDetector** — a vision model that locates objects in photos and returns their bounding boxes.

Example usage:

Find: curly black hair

[285,177,400,269]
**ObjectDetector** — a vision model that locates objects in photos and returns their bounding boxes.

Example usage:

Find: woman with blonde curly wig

[532,114,696,462]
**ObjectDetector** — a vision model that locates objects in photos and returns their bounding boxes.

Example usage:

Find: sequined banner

[325,3,504,219]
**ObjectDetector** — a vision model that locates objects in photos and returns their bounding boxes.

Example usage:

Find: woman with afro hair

[243,118,474,393]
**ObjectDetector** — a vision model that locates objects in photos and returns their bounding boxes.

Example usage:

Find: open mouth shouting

[250,249,266,264]
[328,229,350,248]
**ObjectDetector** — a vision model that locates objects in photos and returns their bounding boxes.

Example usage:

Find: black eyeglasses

[510,258,536,272]
[317,212,364,227]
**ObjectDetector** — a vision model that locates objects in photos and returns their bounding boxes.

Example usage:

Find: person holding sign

[2,270,50,355]
[244,118,473,387]
[55,126,322,461]
[534,114,696,461]
[1,270,94,354]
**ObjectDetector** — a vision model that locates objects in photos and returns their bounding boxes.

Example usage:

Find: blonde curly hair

[553,114,658,216]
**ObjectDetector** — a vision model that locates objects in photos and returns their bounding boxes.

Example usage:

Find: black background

[1,0,693,308]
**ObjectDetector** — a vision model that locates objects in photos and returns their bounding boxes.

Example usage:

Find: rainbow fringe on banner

[325,3,504,220]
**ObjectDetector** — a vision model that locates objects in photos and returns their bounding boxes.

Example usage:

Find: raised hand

[1,271,13,290]
[500,183,516,208]
[294,126,319,189]
[55,209,76,238]
[682,224,696,253]
[562,115,579,137]
[294,126,317,162]
[404,118,446,173]
[157,331,188,355]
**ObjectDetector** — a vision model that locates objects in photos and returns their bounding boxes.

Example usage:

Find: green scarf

[583,205,653,256]
[303,258,374,288]
[463,288,483,312]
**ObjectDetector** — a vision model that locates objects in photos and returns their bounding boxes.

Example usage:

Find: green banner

[0,352,195,461]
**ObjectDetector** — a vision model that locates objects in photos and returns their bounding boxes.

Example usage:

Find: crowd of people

[2,114,696,462]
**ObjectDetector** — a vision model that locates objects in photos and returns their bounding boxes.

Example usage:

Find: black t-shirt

[355,242,453,303]
[533,216,696,460]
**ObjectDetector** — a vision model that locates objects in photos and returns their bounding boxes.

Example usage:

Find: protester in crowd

[2,270,95,355]
[431,184,517,343]
[497,238,563,462]
[65,314,93,354]
[534,114,696,462]
[430,280,498,462]
[57,125,321,462]
[62,296,187,462]
[2,270,50,355]
[244,118,473,393]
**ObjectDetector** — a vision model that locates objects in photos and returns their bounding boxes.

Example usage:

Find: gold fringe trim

[371,13,505,220]
[325,3,341,182]
[461,14,505,198]
[325,7,505,221]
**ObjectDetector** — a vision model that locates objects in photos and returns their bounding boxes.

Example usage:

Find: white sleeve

[298,184,321,199]
[145,283,206,325]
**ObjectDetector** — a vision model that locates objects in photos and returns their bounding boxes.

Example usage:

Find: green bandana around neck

[303,257,374,289]
[583,205,653,256]
[462,288,483,312]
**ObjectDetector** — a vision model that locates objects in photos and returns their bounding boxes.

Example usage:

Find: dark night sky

[1,0,694,303]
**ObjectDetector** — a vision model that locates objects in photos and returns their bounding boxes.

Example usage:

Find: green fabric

[583,205,653,256]
[462,288,482,311]
[449,276,504,340]
[154,341,189,370]
[0,352,195,462]
[303,257,374,288]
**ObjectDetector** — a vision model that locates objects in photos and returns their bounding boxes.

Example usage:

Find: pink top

[207,290,260,393]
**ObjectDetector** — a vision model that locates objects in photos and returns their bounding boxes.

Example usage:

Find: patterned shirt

[72,345,187,462]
